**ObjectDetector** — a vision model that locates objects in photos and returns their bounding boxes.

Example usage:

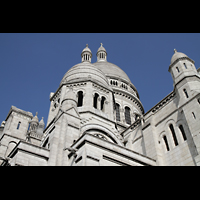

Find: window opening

[116,103,121,122]
[179,125,187,141]
[125,107,131,125]
[176,67,180,72]
[77,91,83,107]
[163,135,170,151]
[101,96,106,111]
[183,89,189,98]
[192,112,196,119]
[184,63,187,69]
[169,124,178,146]
[93,93,99,109]
[17,121,21,130]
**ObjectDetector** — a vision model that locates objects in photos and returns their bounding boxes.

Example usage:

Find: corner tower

[169,49,200,106]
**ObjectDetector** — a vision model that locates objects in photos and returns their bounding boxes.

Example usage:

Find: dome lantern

[97,43,107,62]
[81,44,92,63]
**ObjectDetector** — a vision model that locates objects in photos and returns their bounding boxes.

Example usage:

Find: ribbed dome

[171,49,188,64]
[60,62,109,87]
[93,61,131,83]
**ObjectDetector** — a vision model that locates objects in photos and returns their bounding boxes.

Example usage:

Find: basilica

[0,43,200,166]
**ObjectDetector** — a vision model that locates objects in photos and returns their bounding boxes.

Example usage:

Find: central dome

[93,61,131,83]
[94,43,131,83]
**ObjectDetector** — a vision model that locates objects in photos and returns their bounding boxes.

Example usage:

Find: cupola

[97,43,107,62]
[81,44,92,63]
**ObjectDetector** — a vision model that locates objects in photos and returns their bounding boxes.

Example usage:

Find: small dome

[32,112,39,123]
[97,43,107,53]
[60,62,109,87]
[171,49,188,64]
[81,44,92,54]
[81,44,92,63]
[39,117,45,127]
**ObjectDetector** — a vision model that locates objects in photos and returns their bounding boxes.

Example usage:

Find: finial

[100,43,103,47]
[174,49,177,53]
[36,112,38,116]
[42,117,44,120]
[86,44,88,47]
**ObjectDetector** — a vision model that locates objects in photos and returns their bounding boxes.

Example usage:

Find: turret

[29,112,39,133]
[169,49,200,106]
[96,43,107,62]
[81,44,92,63]
[169,49,196,86]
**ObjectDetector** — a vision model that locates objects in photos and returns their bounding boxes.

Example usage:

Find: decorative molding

[92,83,109,94]
[169,57,195,70]
[151,92,176,114]
[114,91,144,113]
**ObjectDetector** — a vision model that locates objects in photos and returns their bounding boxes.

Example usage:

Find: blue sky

[1,33,200,126]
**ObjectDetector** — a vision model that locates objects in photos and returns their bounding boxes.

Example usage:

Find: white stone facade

[0,45,200,166]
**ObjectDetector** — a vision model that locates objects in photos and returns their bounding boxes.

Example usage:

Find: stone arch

[5,141,18,158]
[80,124,123,145]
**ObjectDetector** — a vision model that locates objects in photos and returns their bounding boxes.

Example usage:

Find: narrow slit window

[93,93,99,109]
[192,112,196,119]
[17,121,21,130]
[176,67,180,72]
[116,103,121,122]
[184,63,187,69]
[101,96,106,111]
[179,125,187,141]
[163,135,170,151]
[183,89,189,98]
[169,124,178,146]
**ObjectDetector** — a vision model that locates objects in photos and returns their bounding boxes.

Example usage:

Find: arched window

[93,93,99,109]
[184,63,187,69]
[101,96,106,111]
[163,135,170,151]
[183,89,189,98]
[17,121,21,130]
[169,124,178,146]
[77,91,83,107]
[179,125,187,141]
[176,67,180,72]
[116,103,120,122]
[125,107,131,125]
